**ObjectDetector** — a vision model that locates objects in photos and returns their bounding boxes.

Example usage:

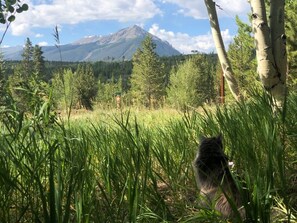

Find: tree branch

[204,0,241,101]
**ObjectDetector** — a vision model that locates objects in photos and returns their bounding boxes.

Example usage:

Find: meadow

[0,92,296,223]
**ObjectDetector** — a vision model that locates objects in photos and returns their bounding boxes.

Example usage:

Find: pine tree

[130,35,166,108]
[33,45,46,81]
[74,63,97,110]
[8,38,33,111]
[0,52,7,106]
[21,37,34,78]
[228,16,259,96]
[8,39,48,113]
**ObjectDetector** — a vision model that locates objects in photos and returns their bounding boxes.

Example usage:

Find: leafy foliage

[0,0,28,24]
[96,76,122,108]
[0,0,28,45]
[167,54,216,110]
[51,69,77,111]
[285,0,297,89]
[51,64,98,111]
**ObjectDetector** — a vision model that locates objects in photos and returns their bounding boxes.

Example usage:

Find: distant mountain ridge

[1,25,181,62]
[73,25,149,45]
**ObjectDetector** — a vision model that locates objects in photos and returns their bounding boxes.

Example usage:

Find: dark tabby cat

[193,135,245,219]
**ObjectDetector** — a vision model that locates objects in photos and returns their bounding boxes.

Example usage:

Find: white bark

[204,0,241,101]
[204,0,287,105]
[249,0,287,105]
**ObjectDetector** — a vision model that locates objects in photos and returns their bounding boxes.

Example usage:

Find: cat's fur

[193,135,245,219]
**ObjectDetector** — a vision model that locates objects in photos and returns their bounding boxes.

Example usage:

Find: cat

[193,135,245,219]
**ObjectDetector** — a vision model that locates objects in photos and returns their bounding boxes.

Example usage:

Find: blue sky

[2,0,250,54]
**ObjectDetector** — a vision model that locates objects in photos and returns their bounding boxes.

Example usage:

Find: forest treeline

[0,36,220,112]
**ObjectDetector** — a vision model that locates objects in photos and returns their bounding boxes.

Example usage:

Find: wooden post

[116,94,121,109]
[204,0,241,101]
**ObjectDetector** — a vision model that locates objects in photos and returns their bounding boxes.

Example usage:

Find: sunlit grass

[62,107,182,128]
[0,92,296,222]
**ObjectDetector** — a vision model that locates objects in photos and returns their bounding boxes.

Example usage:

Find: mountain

[1,25,181,62]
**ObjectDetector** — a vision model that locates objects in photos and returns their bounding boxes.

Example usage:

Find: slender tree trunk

[249,0,287,105]
[204,0,241,101]
[270,0,287,102]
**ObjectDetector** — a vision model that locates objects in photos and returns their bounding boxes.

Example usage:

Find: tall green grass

[0,92,296,222]
[183,92,297,222]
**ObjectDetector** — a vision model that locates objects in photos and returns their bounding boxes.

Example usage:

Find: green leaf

[16,7,22,13]
[21,3,28,11]
[8,5,15,13]
[8,15,15,22]
[0,19,6,24]
[9,0,17,5]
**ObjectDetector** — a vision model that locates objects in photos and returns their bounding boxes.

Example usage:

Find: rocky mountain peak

[118,25,148,38]
[2,25,180,61]
[73,25,150,45]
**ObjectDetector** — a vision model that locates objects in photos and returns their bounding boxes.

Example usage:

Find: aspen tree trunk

[249,0,287,106]
[204,0,287,105]
[204,0,241,101]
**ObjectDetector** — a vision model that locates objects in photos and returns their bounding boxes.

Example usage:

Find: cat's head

[198,134,223,154]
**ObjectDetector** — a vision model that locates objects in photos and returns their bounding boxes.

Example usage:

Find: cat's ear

[216,133,223,149]
[217,133,223,141]
[199,135,206,142]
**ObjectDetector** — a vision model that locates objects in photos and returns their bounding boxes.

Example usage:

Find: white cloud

[149,24,233,54]
[11,0,161,36]
[11,22,32,36]
[136,23,145,29]
[38,41,48,46]
[0,26,7,32]
[161,0,250,19]
[35,33,44,38]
